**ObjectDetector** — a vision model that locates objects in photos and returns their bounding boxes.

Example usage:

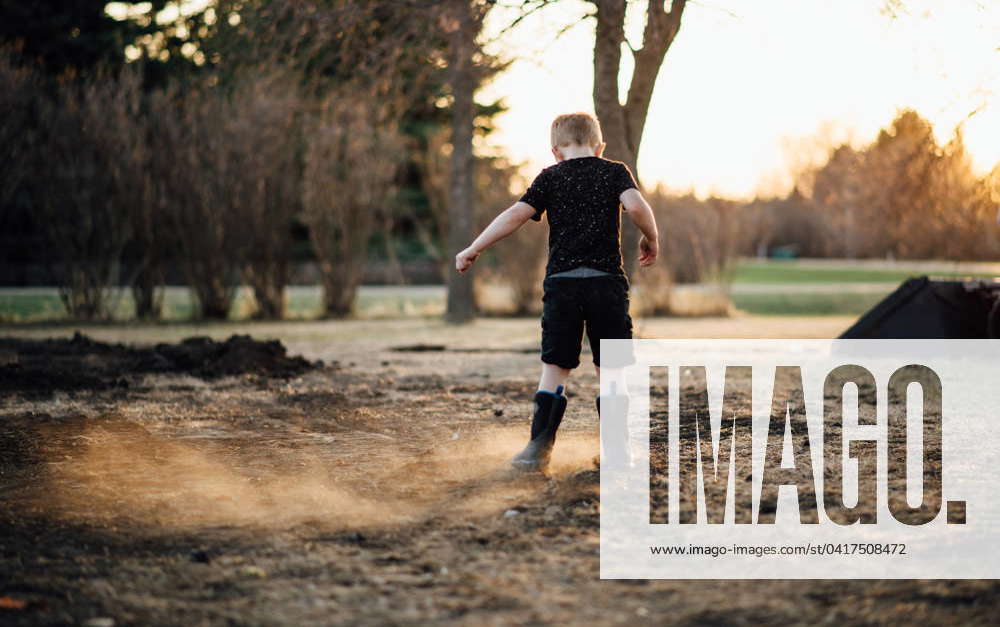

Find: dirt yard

[2,315,997,626]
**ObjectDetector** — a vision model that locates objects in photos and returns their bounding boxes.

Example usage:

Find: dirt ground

[1,315,998,626]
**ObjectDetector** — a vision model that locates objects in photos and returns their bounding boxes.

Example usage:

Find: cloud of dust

[33,420,598,531]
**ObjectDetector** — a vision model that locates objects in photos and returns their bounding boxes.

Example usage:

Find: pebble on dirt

[237,565,268,579]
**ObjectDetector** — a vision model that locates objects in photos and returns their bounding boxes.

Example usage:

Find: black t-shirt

[519,156,638,277]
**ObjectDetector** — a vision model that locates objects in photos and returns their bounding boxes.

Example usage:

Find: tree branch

[592,0,627,158]
[490,0,559,40]
[623,0,686,156]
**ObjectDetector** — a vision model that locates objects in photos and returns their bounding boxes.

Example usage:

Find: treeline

[0,1,526,321]
[632,110,1000,313]
[1,2,997,321]
[745,110,1000,261]
[3,58,996,321]
[1,53,405,320]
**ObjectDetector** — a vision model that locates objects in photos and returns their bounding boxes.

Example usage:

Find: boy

[455,112,659,472]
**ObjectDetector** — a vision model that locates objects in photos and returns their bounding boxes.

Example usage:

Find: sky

[479,0,1000,199]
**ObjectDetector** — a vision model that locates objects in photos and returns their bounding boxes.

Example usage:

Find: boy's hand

[638,235,658,267]
[455,247,480,273]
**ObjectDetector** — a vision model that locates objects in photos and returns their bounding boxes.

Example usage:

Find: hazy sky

[479,0,1000,199]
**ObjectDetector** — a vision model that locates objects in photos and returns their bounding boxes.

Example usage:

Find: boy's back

[520,156,638,277]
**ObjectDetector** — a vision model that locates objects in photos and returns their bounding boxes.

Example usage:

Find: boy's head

[550,113,605,161]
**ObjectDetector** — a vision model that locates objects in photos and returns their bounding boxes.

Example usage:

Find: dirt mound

[151,334,315,379]
[0,332,317,396]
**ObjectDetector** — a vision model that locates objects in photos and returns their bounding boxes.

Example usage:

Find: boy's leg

[595,364,632,468]
[585,276,634,468]
[583,275,633,371]
[511,371,569,472]
[595,365,628,396]
[511,278,583,472]
[539,362,571,393]
[540,277,585,373]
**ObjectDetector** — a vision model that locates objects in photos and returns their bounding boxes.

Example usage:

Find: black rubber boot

[597,384,631,469]
[511,386,567,472]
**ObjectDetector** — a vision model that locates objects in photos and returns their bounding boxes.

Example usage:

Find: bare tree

[129,214,167,320]
[229,72,303,320]
[632,190,743,315]
[211,1,476,315]
[811,145,865,258]
[800,109,1000,261]
[28,68,148,319]
[414,126,451,275]
[590,0,687,274]
[302,96,401,317]
[0,50,36,213]
[475,158,547,315]
[443,0,492,323]
[151,86,246,320]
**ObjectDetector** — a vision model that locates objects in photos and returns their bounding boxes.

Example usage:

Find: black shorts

[540,274,634,370]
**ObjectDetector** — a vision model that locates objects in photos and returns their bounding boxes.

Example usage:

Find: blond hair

[550,112,603,148]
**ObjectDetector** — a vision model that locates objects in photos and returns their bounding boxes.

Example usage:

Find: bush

[302,95,402,317]
[15,63,150,319]
[633,190,743,316]
[475,157,546,316]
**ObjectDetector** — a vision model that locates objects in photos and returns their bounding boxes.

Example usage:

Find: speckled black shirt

[519,156,638,277]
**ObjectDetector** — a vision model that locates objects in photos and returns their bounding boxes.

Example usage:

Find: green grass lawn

[0,288,224,323]
[0,284,886,321]
[2,260,996,322]
[732,263,998,284]
[730,291,888,316]
[0,286,446,324]
[0,291,65,321]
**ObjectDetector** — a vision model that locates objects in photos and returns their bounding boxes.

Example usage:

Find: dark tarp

[839,276,1000,339]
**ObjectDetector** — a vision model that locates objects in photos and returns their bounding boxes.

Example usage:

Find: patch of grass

[0,287,891,321]
[732,292,887,316]
[6,258,996,322]
[732,263,996,284]
[0,292,65,322]
[0,286,449,324]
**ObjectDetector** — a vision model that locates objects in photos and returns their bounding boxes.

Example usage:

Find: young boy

[455,112,659,472]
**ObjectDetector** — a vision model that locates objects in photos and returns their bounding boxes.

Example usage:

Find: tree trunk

[321,261,361,318]
[247,262,287,320]
[445,1,478,323]
[190,268,234,320]
[58,264,108,320]
[382,219,407,285]
[592,0,630,166]
[132,264,164,320]
[197,293,232,319]
[591,0,686,276]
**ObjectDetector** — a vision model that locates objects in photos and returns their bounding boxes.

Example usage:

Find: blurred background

[1,0,998,325]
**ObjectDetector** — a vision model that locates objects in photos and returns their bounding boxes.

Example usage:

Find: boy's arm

[621,188,659,267]
[455,201,537,273]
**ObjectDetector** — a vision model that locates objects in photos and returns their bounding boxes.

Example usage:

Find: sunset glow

[481,0,1000,199]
